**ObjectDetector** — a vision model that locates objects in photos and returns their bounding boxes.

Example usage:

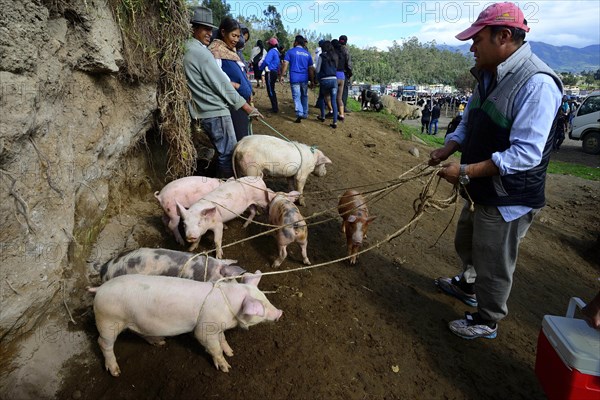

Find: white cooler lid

[542,315,600,376]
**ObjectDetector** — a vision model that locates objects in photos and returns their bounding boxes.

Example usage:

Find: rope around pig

[175,164,433,272]
[215,167,461,283]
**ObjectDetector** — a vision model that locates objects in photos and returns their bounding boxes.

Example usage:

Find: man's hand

[247,107,264,119]
[429,140,460,166]
[437,162,460,184]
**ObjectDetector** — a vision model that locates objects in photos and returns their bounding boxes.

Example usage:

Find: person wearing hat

[428,2,562,340]
[183,6,262,178]
[338,35,352,113]
[259,37,281,113]
[280,35,315,123]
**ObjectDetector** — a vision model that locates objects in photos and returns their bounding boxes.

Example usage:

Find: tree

[262,5,289,50]
[201,0,230,26]
[560,72,578,87]
[454,71,476,92]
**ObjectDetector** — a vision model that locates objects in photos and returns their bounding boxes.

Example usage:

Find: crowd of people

[183,4,600,340]
[184,6,353,177]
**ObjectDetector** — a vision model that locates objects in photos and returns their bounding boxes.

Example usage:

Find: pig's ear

[316,152,332,166]
[347,215,357,223]
[221,264,246,277]
[241,296,265,317]
[176,202,188,218]
[367,216,377,224]
[286,191,301,202]
[241,270,262,286]
[201,207,217,217]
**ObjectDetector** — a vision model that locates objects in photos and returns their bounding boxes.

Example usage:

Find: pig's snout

[268,309,283,321]
[186,235,199,243]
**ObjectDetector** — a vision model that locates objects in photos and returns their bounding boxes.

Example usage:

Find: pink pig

[176,176,271,257]
[154,176,222,245]
[338,189,376,265]
[88,272,282,376]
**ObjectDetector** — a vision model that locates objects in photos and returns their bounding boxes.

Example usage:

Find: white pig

[88,272,282,376]
[154,176,222,245]
[177,176,271,257]
[268,192,310,268]
[233,135,332,206]
[98,248,246,282]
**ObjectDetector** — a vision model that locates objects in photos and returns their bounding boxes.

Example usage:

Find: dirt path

[53,86,599,400]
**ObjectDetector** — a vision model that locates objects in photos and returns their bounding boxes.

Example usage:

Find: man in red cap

[429,2,563,339]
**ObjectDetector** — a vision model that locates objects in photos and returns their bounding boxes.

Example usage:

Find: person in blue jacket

[209,17,253,141]
[259,37,281,113]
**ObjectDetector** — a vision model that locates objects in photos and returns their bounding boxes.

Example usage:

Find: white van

[569,90,600,154]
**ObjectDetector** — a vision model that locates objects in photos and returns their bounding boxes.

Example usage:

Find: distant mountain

[438,41,600,73]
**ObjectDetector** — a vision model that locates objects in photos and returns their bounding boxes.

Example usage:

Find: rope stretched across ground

[178,162,462,282]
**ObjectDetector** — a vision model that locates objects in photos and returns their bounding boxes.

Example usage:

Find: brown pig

[268,192,310,268]
[338,189,376,265]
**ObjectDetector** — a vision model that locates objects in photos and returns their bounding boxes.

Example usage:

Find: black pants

[265,70,279,112]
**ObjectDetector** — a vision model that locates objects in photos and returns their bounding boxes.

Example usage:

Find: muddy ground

[52,86,599,400]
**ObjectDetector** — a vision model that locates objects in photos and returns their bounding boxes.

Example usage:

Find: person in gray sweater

[183,7,261,178]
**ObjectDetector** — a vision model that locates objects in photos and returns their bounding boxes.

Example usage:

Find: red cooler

[535,297,600,400]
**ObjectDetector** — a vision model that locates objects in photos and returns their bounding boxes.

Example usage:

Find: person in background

[338,35,352,113]
[281,35,315,123]
[421,101,431,134]
[331,39,346,122]
[208,17,253,142]
[429,2,562,340]
[315,40,339,129]
[259,37,280,113]
[314,39,325,109]
[250,40,266,88]
[553,95,569,150]
[236,24,249,68]
[183,7,261,178]
[430,101,441,135]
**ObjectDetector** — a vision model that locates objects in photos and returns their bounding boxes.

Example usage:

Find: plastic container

[535,297,600,400]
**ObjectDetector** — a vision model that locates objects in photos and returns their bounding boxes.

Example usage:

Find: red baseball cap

[455,2,530,41]
[267,37,278,46]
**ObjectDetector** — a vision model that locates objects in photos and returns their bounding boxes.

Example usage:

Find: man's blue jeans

[290,82,309,118]
[200,115,237,178]
[430,118,439,135]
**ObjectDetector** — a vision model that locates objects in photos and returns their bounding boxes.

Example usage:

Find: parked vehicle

[569,90,600,155]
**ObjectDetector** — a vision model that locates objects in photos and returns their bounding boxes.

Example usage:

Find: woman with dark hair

[331,39,346,121]
[315,40,338,129]
[250,40,266,87]
[208,17,253,141]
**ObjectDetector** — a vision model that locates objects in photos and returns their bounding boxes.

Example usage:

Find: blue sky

[228,0,600,49]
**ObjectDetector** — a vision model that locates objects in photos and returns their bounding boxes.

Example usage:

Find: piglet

[268,192,310,268]
[88,272,282,376]
[154,176,222,245]
[338,189,376,265]
[98,247,246,282]
[177,176,271,258]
